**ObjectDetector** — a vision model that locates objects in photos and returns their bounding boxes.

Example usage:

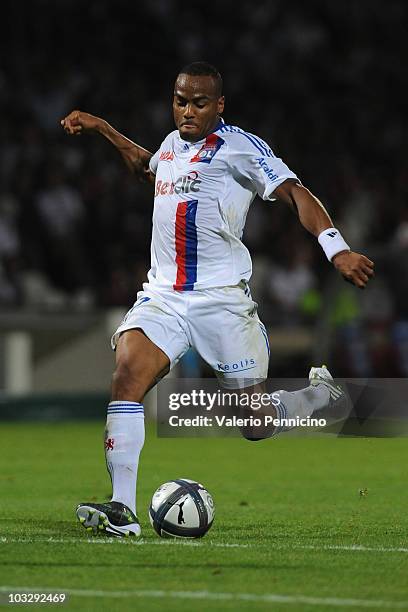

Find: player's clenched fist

[332,251,375,289]
[60,110,102,135]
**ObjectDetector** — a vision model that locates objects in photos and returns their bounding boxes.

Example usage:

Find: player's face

[173,74,225,142]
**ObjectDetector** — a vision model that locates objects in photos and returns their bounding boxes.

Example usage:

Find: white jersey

[148,119,298,291]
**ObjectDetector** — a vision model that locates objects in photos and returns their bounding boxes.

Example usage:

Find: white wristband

[318,227,350,262]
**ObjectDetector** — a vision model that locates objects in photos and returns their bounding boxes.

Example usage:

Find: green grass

[1,422,408,611]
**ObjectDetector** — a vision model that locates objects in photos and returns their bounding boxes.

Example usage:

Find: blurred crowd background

[1,0,407,377]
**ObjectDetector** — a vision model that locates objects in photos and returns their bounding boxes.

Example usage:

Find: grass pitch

[1,421,408,611]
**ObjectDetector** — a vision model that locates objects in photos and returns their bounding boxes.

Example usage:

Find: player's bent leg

[235,366,345,441]
[184,284,343,441]
[77,329,171,538]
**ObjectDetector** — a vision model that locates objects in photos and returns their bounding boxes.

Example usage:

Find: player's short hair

[178,62,223,97]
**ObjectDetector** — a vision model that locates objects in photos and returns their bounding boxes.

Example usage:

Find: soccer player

[61,62,374,537]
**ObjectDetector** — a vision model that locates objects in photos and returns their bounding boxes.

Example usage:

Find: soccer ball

[149,478,215,538]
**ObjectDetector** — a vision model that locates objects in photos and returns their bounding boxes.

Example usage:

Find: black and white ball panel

[149,478,215,538]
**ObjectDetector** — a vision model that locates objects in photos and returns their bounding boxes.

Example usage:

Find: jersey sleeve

[230,132,299,201]
[149,149,160,175]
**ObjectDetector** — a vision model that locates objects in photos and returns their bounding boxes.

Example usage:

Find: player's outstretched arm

[274,179,375,289]
[60,110,154,184]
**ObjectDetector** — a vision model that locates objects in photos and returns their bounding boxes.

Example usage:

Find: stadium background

[0,0,407,401]
[2,2,408,609]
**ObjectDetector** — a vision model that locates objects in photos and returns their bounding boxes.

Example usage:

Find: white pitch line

[300,544,408,554]
[1,537,408,554]
[0,586,407,609]
[0,537,249,548]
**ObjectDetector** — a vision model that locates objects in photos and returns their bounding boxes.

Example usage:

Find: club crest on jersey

[190,133,224,164]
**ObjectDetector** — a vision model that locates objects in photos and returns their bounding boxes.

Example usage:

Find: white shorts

[111,282,270,389]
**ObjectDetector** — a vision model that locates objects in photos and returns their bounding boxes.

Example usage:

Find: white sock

[105,401,145,515]
[271,384,330,434]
